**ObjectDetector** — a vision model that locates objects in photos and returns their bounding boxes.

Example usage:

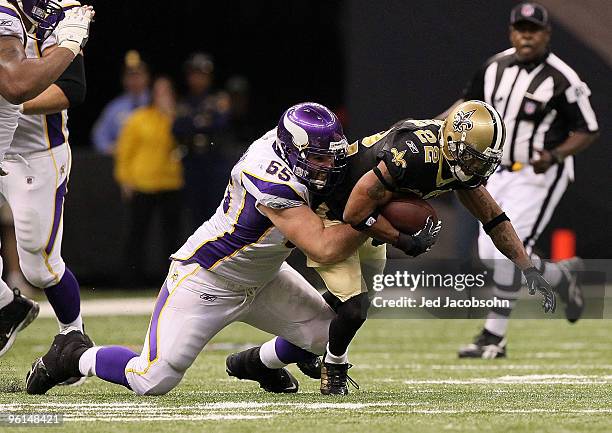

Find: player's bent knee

[22,263,65,289]
[127,359,185,396]
[337,293,369,325]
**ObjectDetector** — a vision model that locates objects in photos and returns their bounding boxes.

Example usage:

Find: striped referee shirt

[463,48,598,167]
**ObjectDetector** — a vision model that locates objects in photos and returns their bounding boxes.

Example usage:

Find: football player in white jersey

[0,0,93,358]
[26,102,375,395]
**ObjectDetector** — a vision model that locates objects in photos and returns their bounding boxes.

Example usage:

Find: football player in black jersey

[228,100,556,395]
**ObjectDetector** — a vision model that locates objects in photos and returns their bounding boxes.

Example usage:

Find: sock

[327,293,368,357]
[59,314,83,333]
[324,343,348,364]
[78,346,101,376]
[91,346,138,388]
[259,338,285,369]
[0,282,13,309]
[43,267,82,332]
[484,311,509,337]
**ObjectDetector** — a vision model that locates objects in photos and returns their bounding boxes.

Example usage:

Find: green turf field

[0,314,610,433]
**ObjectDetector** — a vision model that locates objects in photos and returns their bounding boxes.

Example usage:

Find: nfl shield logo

[521,4,535,17]
[524,101,536,115]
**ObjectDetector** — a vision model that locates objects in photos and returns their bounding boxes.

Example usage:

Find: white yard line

[402,374,612,385]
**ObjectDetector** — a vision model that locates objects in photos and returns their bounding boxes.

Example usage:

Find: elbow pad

[55,54,86,107]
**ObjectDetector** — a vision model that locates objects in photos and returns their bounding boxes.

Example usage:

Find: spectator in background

[114,77,184,285]
[172,53,231,230]
[92,51,150,155]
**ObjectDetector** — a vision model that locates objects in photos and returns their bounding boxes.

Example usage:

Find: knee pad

[21,258,65,289]
[128,359,185,396]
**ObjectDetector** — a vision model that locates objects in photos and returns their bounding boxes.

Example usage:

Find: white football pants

[0,143,70,290]
[125,260,335,395]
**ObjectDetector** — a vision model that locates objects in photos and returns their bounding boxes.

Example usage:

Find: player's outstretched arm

[259,204,368,265]
[456,186,556,313]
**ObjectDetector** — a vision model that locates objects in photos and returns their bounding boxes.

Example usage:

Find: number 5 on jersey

[266,161,292,181]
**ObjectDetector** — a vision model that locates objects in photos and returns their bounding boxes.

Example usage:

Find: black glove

[394,216,442,257]
[524,267,556,313]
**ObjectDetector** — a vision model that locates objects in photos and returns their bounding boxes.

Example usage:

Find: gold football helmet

[441,100,506,181]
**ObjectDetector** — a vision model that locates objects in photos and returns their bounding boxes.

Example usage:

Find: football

[380,195,438,234]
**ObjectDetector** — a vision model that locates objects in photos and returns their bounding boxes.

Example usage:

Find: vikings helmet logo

[452,109,477,133]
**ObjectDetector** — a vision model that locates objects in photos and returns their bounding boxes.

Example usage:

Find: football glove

[57,6,95,57]
[394,216,442,257]
[524,267,556,313]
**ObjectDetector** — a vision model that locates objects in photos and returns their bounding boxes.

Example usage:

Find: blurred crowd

[92,51,253,284]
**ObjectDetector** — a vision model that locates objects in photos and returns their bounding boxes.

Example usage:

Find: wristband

[351,210,379,231]
[59,41,81,57]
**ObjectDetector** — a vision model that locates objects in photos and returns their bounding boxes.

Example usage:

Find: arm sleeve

[54,54,86,107]
[462,64,486,101]
[558,80,599,133]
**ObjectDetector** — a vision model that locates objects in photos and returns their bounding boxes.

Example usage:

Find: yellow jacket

[114,106,184,193]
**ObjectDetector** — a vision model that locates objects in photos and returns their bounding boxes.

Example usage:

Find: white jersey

[0,1,26,158]
[172,129,310,286]
[11,0,80,155]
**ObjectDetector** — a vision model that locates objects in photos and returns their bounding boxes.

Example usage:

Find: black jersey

[324,119,480,221]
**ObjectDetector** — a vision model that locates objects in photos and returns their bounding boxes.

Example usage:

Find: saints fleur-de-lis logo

[452,109,476,133]
[391,148,407,168]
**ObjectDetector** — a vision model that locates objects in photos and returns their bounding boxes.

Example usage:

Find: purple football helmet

[13,0,65,40]
[276,102,348,195]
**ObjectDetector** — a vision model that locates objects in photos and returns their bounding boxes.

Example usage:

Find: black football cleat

[320,362,359,396]
[0,288,39,358]
[458,329,507,359]
[556,257,585,324]
[226,347,298,393]
[297,356,322,379]
[26,329,93,395]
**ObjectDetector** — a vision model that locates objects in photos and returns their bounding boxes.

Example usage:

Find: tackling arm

[259,204,368,265]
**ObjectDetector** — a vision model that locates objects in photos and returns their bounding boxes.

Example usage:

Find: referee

[442,2,599,359]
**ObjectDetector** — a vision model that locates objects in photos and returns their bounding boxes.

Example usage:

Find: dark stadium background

[63,1,611,285]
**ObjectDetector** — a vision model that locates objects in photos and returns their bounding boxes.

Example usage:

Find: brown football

[380,195,438,234]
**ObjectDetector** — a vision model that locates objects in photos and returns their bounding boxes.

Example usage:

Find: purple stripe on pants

[44,179,67,255]
[148,283,170,362]
[45,113,66,148]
